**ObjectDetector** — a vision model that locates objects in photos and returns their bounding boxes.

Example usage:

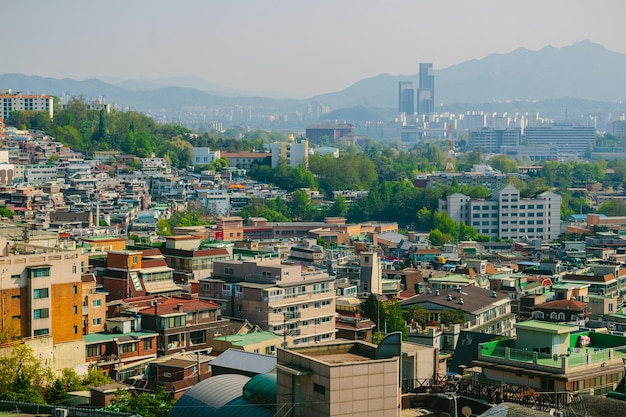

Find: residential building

[400,286,516,338]
[417,63,434,115]
[472,320,626,398]
[24,164,58,184]
[199,257,336,346]
[83,316,158,380]
[276,335,402,417]
[270,135,309,168]
[439,183,561,241]
[192,147,221,166]
[0,238,85,372]
[92,249,181,301]
[398,81,415,115]
[142,351,213,399]
[212,330,284,355]
[160,235,232,283]
[221,151,270,169]
[0,90,54,119]
[136,296,229,356]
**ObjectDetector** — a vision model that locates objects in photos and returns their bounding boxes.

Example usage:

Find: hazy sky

[2,0,625,98]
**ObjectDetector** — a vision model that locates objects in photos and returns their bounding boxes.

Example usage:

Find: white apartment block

[1,90,54,119]
[439,184,561,241]
[25,164,58,184]
[271,136,309,168]
[199,258,336,347]
[193,147,221,166]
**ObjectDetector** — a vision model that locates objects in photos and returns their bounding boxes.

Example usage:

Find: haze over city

[3,0,626,98]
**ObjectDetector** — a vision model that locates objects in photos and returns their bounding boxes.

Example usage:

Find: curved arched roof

[170,373,274,417]
[243,373,277,409]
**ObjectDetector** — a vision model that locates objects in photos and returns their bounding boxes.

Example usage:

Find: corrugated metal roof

[209,349,276,374]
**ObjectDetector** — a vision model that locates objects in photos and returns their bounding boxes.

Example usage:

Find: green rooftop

[514,320,578,334]
[84,331,158,344]
[214,331,282,346]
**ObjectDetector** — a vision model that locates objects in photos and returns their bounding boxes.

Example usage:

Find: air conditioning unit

[54,408,68,417]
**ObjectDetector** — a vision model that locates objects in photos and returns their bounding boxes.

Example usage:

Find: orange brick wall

[0,288,24,341]
[51,282,83,343]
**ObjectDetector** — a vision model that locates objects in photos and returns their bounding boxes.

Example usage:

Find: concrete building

[1,90,54,119]
[276,335,402,417]
[467,127,521,153]
[24,164,58,184]
[524,124,596,158]
[305,124,354,145]
[472,320,626,398]
[193,147,221,166]
[199,257,336,347]
[439,183,561,241]
[271,135,309,168]
[0,238,85,373]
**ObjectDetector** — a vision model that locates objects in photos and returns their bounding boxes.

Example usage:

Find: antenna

[445,123,455,173]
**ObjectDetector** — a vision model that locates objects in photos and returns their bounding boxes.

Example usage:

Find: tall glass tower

[398,81,414,114]
[417,63,434,115]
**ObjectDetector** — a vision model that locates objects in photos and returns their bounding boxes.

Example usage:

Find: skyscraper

[417,63,434,115]
[398,81,414,114]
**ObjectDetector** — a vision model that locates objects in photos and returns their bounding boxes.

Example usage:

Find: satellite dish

[462,406,473,416]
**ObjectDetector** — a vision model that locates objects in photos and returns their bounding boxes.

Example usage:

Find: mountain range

[2,41,626,117]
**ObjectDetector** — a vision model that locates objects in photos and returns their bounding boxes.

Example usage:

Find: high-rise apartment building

[417,63,434,115]
[398,81,414,115]
[1,89,54,119]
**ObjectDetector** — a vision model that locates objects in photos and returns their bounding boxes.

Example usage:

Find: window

[34,328,49,336]
[33,288,48,299]
[73,285,78,294]
[119,342,137,353]
[86,345,100,357]
[93,318,102,325]
[93,299,102,307]
[72,265,77,274]
[314,383,326,395]
[314,302,321,308]
[11,274,20,280]
[73,305,78,314]
[73,325,78,334]
[33,308,49,319]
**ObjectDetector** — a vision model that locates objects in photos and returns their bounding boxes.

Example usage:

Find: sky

[2,0,625,98]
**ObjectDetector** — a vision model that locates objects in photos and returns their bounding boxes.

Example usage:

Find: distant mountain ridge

[2,41,626,113]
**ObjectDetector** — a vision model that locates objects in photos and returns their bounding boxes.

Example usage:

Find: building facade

[1,90,54,119]
[439,184,561,241]
[398,81,415,115]
[417,63,434,115]
[199,258,336,347]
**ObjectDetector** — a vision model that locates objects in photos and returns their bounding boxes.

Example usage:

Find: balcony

[478,341,626,374]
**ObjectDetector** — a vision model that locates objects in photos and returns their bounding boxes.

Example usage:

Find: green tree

[403,305,429,330]
[45,379,70,405]
[0,344,53,403]
[598,199,626,217]
[289,190,312,221]
[488,155,519,173]
[416,207,433,231]
[440,309,466,325]
[328,195,348,217]
[105,386,175,417]
[157,219,172,236]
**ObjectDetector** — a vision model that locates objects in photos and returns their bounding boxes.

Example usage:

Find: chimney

[177,303,184,312]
